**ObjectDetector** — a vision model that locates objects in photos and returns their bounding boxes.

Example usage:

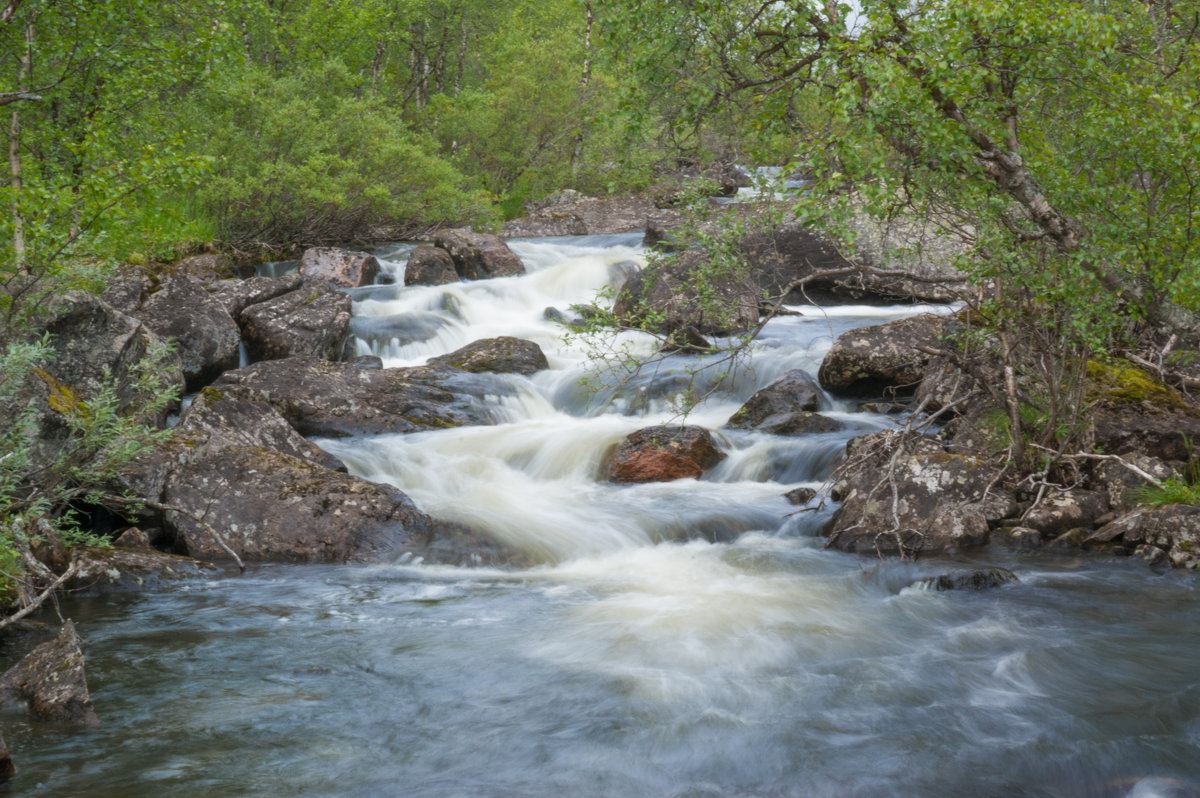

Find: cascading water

[6,235,1200,798]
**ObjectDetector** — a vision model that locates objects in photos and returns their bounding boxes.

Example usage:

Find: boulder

[432,229,525,280]
[1087,455,1175,512]
[1086,361,1200,462]
[161,445,436,562]
[99,267,151,314]
[0,291,184,473]
[240,279,351,362]
[913,567,1018,591]
[178,388,346,472]
[726,370,839,435]
[427,337,549,376]
[298,247,380,288]
[785,487,818,505]
[404,245,459,286]
[209,357,499,438]
[1019,490,1110,536]
[1089,504,1200,569]
[0,620,97,727]
[135,276,242,390]
[605,425,725,483]
[170,253,238,283]
[825,430,999,556]
[818,313,952,396]
[612,250,760,335]
[207,273,304,319]
[115,383,510,564]
[649,206,965,303]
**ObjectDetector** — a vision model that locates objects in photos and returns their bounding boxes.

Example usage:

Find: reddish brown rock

[0,620,98,727]
[605,426,725,484]
[298,247,380,288]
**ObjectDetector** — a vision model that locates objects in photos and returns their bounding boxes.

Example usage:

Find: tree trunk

[570,0,593,180]
[9,16,33,269]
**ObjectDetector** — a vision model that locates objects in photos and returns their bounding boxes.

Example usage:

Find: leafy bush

[190,61,496,246]
[0,333,179,607]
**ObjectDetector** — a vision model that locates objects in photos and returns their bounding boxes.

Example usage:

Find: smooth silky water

[5,235,1200,797]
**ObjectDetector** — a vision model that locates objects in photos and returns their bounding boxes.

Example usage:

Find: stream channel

[6,234,1200,797]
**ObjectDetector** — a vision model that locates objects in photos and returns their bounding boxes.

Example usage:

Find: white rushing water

[12,234,1200,798]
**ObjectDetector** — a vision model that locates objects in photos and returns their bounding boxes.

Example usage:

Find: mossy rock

[1086,360,1197,414]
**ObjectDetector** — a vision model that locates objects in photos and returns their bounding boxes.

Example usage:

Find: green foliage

[0,334,179,605]
[187,61,495,245]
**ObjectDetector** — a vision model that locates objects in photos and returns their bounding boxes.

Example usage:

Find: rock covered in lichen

[0,620,98,727]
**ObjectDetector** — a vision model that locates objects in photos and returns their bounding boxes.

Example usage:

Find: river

[5,234,1200,797]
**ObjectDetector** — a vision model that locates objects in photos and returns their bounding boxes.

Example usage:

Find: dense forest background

[0,0,778,274]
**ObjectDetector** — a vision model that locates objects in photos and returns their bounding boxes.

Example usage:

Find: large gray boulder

[115,385,508,565]
[240,279,351,362]
[209,357,501,438]
[298,247,380,288]
[818,313,952,396]
[432,229,525,280]
[135,275,242,390]
[825,431,1006,556]
[162,445,434,562]
[0,620,97,727]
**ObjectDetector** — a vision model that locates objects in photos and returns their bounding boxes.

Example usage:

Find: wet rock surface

[427,337,549,376]
[913,567,1018,592]
[209,357,500,438]
[298,247,380,288]
[726,370,845,435]
[0,620,98,727]
[605,426,726,483]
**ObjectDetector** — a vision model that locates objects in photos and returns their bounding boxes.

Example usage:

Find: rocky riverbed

[1,192,1199,794]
